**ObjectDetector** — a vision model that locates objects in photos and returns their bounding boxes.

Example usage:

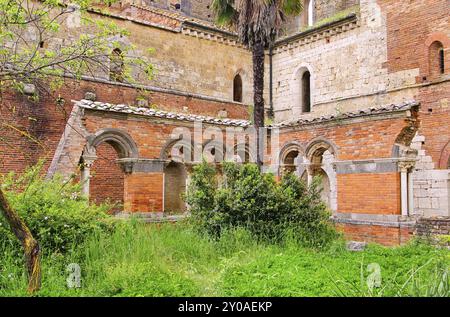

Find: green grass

[0,221,449,297]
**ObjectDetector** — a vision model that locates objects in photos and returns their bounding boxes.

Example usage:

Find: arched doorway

[316,168,331,208]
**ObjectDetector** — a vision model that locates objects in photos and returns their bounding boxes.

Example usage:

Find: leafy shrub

[0,162,115,255]
[185,161,337,247]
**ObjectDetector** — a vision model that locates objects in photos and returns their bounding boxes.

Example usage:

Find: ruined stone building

[1,0,449,245]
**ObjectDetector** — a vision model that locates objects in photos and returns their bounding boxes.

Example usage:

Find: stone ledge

[333,213,416,228]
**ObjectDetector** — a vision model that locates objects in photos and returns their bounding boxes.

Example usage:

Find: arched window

[429,41,445,77]
[307,0,314,27]
[233,74,243,102]
[110,48,124,82]
[439,48,445,74]
[301,0,314,27]
[302,71,311,113]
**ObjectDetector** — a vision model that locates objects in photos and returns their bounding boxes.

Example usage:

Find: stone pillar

[407,172,414,215]
[399,161,416,216]
[80,155,96,198]
[400,168,408,216]
[307,166,313,186]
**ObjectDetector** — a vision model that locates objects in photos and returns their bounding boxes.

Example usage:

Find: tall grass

[0,221,449,297]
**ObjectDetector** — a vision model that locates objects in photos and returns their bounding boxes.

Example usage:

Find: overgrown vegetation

[0,163,115,255]
[185,162,337,247]
[0,222,448,297]
[0,163,448,297]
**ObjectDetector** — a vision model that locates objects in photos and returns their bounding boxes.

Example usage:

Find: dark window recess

[109,48,124,82]
[233,74,243,102]
[302,71,311,113]
[439,49,445,74]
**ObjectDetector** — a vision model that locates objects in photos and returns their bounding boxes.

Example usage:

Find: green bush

[185,161,337,247]
[0,163,115,255]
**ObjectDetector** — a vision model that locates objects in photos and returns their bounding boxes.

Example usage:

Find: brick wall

[279,116,409,161]
[379,0,449,78]
[124,172,164,212]
[336,222,413,246]
[0,78,248,178]
[337,173,400,214]
[89,142,125,212]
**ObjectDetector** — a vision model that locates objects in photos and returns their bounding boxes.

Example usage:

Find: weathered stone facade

[1,0,449,246]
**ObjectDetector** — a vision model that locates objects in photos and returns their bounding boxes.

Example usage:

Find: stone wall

[411,132,450,218]
[272,0,422,123]
[414,217,450,246]
[60,4,254,105]
[282,0,360,36]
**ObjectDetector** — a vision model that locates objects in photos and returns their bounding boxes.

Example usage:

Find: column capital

[81,155,97,168]
[398,160,416,173]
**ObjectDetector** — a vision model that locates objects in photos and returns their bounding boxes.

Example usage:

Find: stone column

[407,171,415,215]
[400,168,408,216]
[399,161,415,216]
[80,155,97,199]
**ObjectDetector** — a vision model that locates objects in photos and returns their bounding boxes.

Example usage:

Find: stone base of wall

[333,213,415,246]
[414,217,450,247]
[335,214,450,246]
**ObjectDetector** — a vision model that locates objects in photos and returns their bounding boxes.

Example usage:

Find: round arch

[84,128,139,159]
[160,137,201,163]
[438,140,450,169]
[305,137,338,163]
[203,139,226,163]
[291,63,315,116]
[279,141,305,165]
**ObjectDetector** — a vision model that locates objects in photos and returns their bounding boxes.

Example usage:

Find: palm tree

[212,0,303,168]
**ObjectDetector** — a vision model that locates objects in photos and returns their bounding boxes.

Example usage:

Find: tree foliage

[186,162,337,247]
[211,0,303,49]
[211,0,303,167]
[0,0,155,292]
[0,0,154,97]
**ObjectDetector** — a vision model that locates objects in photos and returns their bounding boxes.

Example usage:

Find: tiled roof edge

[73,99,250,127]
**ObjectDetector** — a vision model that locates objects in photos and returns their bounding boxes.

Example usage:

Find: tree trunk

[252,41,265,169]
[0,187,41,293]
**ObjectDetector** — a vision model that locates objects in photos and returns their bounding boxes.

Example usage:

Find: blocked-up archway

[89,143,125,213]
[160,138,198,213]
[80,128,139,213]
[164,161,188,213]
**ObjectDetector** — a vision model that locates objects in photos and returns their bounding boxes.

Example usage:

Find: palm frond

[211,0,237,26]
